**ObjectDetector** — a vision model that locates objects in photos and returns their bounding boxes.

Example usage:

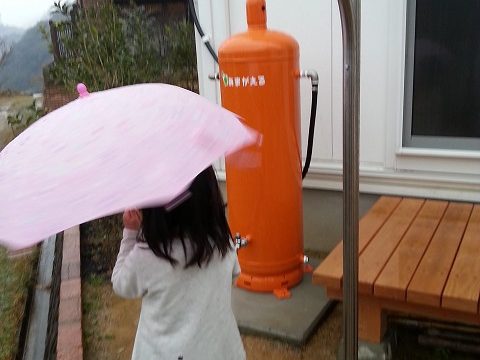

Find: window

[403,0,480,150]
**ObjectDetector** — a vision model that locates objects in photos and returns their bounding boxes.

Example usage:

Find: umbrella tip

[77,83,90,98]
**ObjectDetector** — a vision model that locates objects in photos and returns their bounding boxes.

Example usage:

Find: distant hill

[0,23,24,45]
[0,22,52,94]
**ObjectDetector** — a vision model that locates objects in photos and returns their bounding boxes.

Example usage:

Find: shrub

[46,0,197,92]
[7,100,45,137]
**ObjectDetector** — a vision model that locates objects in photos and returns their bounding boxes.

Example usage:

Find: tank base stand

[273,287,291,300]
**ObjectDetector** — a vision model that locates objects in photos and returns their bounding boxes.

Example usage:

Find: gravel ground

[242,305,342,360]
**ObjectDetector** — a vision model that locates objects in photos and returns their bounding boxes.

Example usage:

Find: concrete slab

[232,258,334,346]
[302,189,379,252]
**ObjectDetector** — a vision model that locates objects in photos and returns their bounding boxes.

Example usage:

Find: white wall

[195,0,480,202]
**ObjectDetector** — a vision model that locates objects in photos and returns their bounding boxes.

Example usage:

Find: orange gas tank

[219,0,304,294]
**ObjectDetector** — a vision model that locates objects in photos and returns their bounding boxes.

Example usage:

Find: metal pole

[337,0,360,359]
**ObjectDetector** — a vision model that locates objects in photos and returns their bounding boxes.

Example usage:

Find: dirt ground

[82,275,140,360]
[82,276,342,360]
[82,275,480,360]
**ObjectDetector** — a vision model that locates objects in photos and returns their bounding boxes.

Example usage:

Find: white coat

[112,229,246,360]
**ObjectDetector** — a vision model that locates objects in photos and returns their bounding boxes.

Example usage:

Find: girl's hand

[123,209,142,230]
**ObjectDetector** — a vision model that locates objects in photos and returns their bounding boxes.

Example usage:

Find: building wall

[195,0,480,202]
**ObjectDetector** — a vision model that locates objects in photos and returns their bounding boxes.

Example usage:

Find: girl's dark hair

[140,166,232,268]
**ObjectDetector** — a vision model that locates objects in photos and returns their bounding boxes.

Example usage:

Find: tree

[0,37,12,78]
[0,38,11,89]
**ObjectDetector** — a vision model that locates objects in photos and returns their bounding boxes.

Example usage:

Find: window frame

[403,0,480,151]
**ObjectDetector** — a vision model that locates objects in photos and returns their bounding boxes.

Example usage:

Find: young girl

[111,166,245,360]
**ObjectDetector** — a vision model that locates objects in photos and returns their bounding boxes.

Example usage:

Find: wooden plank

[408,202,473,307]
[374,200,448,301]
[442,205,480,313]
[312,196,401,289]
[358,198,424,294]
[359,297,386,343]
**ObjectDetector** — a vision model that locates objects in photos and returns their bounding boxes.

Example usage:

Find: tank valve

[302,255,313,273]
[234,233,249,250]
[300,69,319,90]
[208,73,219,81]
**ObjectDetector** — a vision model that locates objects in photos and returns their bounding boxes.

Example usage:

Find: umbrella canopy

[0,83,259,250]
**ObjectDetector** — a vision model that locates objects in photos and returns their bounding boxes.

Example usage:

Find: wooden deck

[313,196,480,343]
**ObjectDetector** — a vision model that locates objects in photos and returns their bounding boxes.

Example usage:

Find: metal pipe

[390,316,480,335]
[418,335,480,355]
[426,328,480,345]
[337,0,361,359]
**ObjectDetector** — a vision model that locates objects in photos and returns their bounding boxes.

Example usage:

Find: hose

[301,70,319,179]
[188,0,318,180]
[188,0,219,64]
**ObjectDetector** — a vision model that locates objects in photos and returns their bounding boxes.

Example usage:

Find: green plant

[7,100,45,137]
[53,0,71,16]
[46,0,197,92]
[80,214,123,276]
[162,20,198,91]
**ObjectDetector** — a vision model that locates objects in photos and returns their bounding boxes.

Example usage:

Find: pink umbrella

[0,83,259,250]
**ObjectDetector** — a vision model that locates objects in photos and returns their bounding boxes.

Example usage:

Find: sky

[0,0,56,28]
